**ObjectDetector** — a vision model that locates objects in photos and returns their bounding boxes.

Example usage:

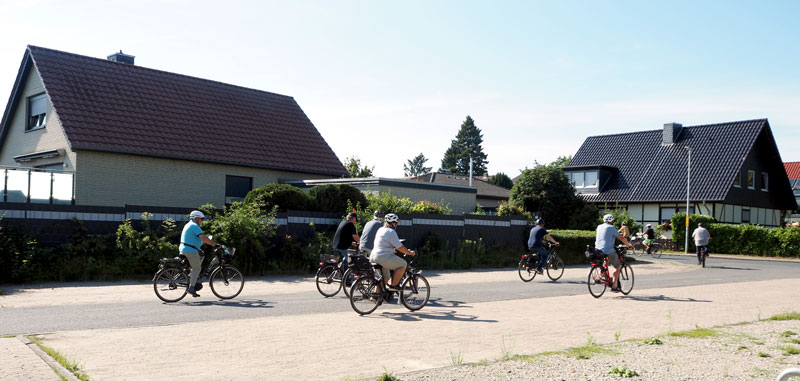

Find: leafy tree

[488,172,513,189]
[308,184,367,213]
[549,155,572,167]
[510,162,598,229]
[244,183,312,212]
[343,156,374,178]
[404,153,432,177]
[440,116,488,176]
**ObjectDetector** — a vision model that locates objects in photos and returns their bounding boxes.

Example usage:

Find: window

[747,170,755,189]
[573,172,584,188]
[584,171,598,188]
[225,175,252,205]
[27,93,48,131]
[760,172,768,191]
[742,208,750,223]
[733,172,741,187]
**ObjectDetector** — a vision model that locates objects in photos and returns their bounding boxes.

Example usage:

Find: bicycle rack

[777,368,800,381]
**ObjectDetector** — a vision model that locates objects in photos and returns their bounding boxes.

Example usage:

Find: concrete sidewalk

[32,277,800,380]
[0,337,60,380]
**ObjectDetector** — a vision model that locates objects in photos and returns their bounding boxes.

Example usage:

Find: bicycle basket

[223,247,236,259]
[349,254,373,273]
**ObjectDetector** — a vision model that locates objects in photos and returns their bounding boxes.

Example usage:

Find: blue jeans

[335,248,350,269]
[533,246,549,271]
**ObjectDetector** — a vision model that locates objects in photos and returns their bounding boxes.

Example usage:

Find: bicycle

[518,242,564,282]
[586,245,634,298]
[698,245,709,268]
[348,252,430,315]
[630,237,661,258]
[153,244,244,302]
[315,251,347,297]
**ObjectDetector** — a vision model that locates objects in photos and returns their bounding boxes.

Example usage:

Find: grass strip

[26,335,90,381]
[768,312,800,321]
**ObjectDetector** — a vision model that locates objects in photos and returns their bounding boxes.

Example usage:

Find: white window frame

[27,93,48,131]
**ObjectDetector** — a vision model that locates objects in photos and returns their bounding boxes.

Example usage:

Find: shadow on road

[704,265,756,271]
[177,299,274,308]
[621,294,711,303]
[377,309,498,323]
[426,299,470,308]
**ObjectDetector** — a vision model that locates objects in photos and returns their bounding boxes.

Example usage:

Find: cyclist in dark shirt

[527,218,559,274]
[333,212,360,268]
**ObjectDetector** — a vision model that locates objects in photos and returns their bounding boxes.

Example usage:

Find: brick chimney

[662,122,683,145]
[107,50,135,64]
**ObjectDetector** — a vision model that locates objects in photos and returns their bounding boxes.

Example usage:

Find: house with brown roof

[406,172,510,214]
[0,46,347,208]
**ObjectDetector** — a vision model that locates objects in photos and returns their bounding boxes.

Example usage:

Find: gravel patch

[398,319,800,380]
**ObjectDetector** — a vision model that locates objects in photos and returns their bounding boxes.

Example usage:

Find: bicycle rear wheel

[349,277,381,315]
[587,266,606,298]
[400,275,430,311]
[546,256,564,281]
[210,265,245,299]
[153,268,189,303]
[518,258,536,282]
[315,264,342,297]
[618,263,634,295]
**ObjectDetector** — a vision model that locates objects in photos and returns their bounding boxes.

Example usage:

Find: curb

[16,335,80,381]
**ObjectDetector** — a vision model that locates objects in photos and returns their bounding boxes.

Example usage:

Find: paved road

[1,254,797,336]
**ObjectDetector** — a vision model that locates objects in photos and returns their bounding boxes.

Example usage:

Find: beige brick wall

[75,151,336,207]
[0,68,76,169]
[350,184,476,215]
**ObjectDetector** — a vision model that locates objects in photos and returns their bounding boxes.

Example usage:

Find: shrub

[308,184,367,213]
[116,213,181,275]
[497,200,529,217]
[244,183,312,212]
[0,217,37,283]
[202,202,278,275]
[670,213,716,250]
[549,229,597,265]
[604,207,639,234]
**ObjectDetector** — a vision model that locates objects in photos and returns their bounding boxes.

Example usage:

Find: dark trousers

[696,245,708,262]
[534,246,549,271]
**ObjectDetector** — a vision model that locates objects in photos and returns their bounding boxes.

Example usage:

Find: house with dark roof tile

[564,119,797,227]
[0,46,347,208]
[784,161,800,222]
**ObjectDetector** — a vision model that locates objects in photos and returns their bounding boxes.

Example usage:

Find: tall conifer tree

[440,116,488,176]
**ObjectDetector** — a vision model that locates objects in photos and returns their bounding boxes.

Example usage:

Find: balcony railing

[2,166,74,204]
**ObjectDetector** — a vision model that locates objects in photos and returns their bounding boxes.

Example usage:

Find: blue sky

[1,0,798,177]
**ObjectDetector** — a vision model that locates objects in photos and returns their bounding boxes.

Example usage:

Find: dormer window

[27,93,48,131]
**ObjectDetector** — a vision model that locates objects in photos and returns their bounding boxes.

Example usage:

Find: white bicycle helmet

[384,213,399,223]
[603,214,614,223]
[189,210,205,220]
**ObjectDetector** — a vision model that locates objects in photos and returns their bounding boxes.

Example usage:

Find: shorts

[607,252,621,269]
[643,238,653,244]
[372,254,407,281]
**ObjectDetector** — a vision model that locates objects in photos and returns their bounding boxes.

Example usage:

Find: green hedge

[669,213,800,257]
[308,184,367,213]
[549,229,596,265]
[244,183,312,212]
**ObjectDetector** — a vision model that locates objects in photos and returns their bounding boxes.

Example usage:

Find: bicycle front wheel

[652,244,662,258]
[400,275,430,311]
[618,263,634,295]
[518,259,536,282]
[315,264,342,297]
[210,265,245,299]
[546,256,565,281]
[153,268,189,303]
[349,277,381,315]
[342,268,356,298]
[587,266,606,298]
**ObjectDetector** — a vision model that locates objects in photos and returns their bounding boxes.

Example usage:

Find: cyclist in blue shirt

[527,218,559,274]
[180,210,219,297]
[595,214,633,292]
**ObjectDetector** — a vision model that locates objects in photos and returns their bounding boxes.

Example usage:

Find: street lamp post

[684,146,691,255]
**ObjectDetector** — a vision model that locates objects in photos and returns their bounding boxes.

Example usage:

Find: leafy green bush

[604,208,639,234]
[670,213,716,250]
[244,183,312,212]
[201,202,278,275]
[496,200,529,217]
[0,216,37,283]
[116,213,181,275]
[348,192,451,230]
[416,234,521,269]
[308,184,367,213]
[549,229,597,265]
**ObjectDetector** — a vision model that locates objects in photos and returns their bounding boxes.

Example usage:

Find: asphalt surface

[1,254,797,336]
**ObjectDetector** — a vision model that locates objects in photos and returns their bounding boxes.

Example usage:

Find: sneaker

[610,288,621,293]
[187,287,200,297]
[535,269,543,275]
